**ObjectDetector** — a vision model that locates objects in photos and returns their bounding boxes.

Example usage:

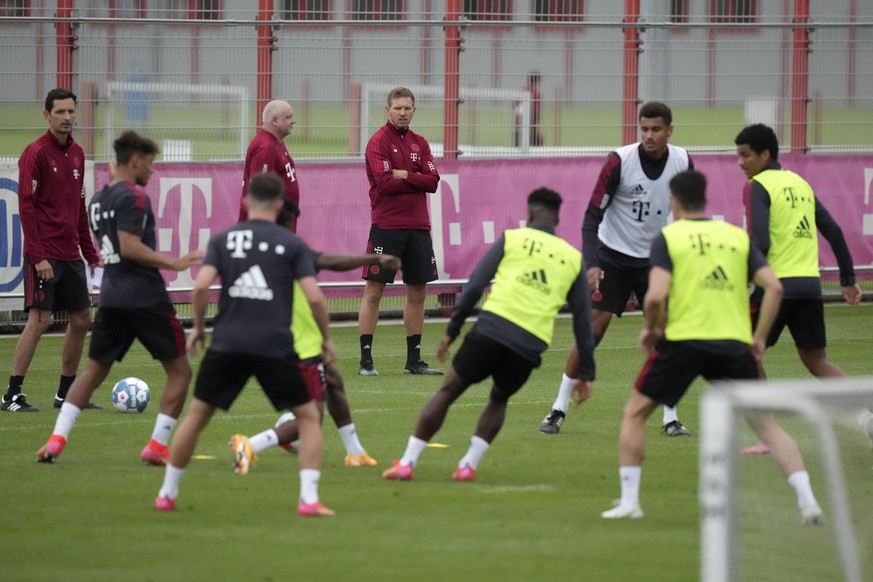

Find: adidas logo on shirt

[701,265,734,291]
[516,269,551,294]
[630,184,646,197]
[793,215,813,239]
[228,265,274,301]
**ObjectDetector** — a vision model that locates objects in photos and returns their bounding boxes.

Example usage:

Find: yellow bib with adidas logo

[751,169,819,279]
[481,228,582,345]
[661,219,753,343]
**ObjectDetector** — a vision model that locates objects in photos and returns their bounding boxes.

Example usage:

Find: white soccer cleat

[800,503,824,526]
[601,503,645,520]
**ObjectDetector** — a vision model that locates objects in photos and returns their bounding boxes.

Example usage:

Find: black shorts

[635,340,757,408]
[452,330,538,398]
[594,260,648,316]
[752,297,826,350]
[23,257,91,312]
[299,355,327,402]
[193,350,311,411]
[88,303,186,365]
[361,225,438,284]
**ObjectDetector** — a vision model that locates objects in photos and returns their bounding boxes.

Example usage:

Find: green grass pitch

[0,304,871,581]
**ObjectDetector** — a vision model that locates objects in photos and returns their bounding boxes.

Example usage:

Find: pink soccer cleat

[36,435,67,463]
[154,496,176,511]
[141,440,171,466]
[298,501,335,517]
[741,441,771,455]
[451,465,476,481]
[381,460,414,480]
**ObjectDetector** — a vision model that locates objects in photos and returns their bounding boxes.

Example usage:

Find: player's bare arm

[436,335,455,362]
[750,265,784,361]
[187,264,217,356]
[118,231,204,271]
[843,283,862,305]
[315,253,401,273]
[640,266,670,352]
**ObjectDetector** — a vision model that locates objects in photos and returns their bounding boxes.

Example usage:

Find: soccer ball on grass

[111,377,151,413]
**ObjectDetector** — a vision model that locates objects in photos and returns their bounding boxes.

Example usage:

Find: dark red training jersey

[238,129,300,229]
[18,131,99,265]
[365,122,440,230]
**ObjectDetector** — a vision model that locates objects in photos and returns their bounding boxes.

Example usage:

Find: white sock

[399,436,428,467]
[458,435,490,470]
[619,466,642,507]
[158,464,185,500]
[662,406,678,425]
[551,373,576,413]
[250,429,279,455]
[150,413,178,447]
[53,402,82,439]
[299,469,321,504]
[337,423,366,456]
[787,470,818,508]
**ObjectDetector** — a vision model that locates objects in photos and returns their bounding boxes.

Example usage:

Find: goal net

[700,377,873,582]
[102,81,251,162]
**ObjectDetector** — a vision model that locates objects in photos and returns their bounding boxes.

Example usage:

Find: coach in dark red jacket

[357,87,443,377]
[3,89,102,413]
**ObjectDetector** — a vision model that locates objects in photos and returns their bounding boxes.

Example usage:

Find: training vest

[661,219,753,343]
[599,143,690,258]
[752,169,819,279]
[292,281,323,360]
[482,227,582,345]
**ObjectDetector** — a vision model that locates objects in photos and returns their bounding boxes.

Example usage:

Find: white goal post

[103,81,251,159]
[700,377,873,582]
[356,82,533,154]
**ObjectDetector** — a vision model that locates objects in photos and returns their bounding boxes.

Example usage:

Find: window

[463,0,512,22]
[534,0,582,23]
[1,0,29,17]
[670,0,689,24]
[709,0,757,24]
[281,0,332,20]
[192,0,222,20]
[351,0,403,20]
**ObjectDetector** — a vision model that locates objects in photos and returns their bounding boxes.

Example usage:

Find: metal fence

[1,1,872,162]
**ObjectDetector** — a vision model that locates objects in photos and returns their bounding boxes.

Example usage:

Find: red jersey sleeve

[366,131,408,196]
[17,143,48,263]
[405,137,439,193]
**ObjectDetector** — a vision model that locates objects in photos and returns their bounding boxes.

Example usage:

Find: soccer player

[734,123,864,454]
[600,170,823,525]
[230,241,401,473]
[36,131,203,465]
[3,89,102,413]
[237,100,300,232]
[358,86,443,377]
[156,173,335,517]
[538,101,693,437]
[381,188,596,482]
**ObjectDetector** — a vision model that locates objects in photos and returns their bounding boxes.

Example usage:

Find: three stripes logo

[228,265,274,300]
[701,265,734,291]
[793,215,813,239]
[516,268,551,295]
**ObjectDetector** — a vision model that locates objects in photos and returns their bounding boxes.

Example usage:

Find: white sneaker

[800,503,824,526]
[601,503,645,520]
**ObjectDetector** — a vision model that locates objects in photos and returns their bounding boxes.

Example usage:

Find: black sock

[406,334,422,365]
[6,375,24,400]
[360,334,374,364]
[56,374,76,400]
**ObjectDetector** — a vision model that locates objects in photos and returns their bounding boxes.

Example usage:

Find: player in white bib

[539,102,694,438]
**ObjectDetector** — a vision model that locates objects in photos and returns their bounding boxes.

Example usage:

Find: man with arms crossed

[358,87,443,377]
[539,101,692,437]
[599,170,823,525]
[3,88,102,412]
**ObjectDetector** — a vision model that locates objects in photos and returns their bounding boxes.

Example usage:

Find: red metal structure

[56,0,76,89]
[257,0,276,128]
[443,0,462,160]
[791,0,811,154]
[621,0,641,145]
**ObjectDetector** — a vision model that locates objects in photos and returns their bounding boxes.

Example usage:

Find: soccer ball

[275,411,298,453]
[111,377,151,413]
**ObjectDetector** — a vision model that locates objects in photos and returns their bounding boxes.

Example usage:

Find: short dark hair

[45,88,76,112]
[669,170,707,212]
[527,187,563,214]
[247,173,284,205]
[734,123,779,161]
[113,130,159,165]
[387,87,415,106]
[639,101,672,126]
